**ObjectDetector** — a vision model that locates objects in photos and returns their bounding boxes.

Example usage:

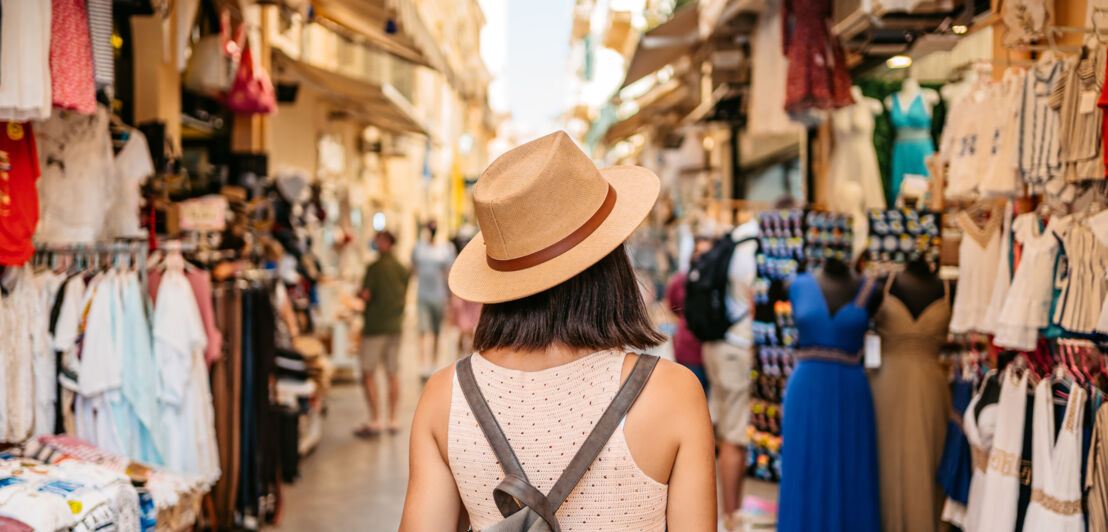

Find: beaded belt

[1031,488,1082,516]
[794,347,863,366]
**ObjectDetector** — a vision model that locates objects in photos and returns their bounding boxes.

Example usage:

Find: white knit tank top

[448,349,668,531]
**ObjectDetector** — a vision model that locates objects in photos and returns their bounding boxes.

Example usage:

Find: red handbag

[226,43,277,115]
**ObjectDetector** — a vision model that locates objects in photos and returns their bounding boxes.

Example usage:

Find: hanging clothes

[1050,42,1107,183]
[1091,209,1108,333]
[0,266,37,442]
[1002,0,1054,45]
[976,368,1029,532]
[1087,405,1108,532]
[869,276,951,532]
[937,373,981,529]
[940,86,991,198]
[86,0,113,90]
[1052,215,1108,334]
[889,92,935,204]
[1022,380,1086,532]
[783,0,854,115]
[152,268,219,482]
[34,107,115,244]
[104,131,155,240]
[995,214,1062,350]
[0,122,40,266]
[949,207,1004,334]
[1017,59,1065,189]
[980,70,1026,197]
[111,272,162,465]
[49,0,96,115]
[30,269,62,437]
[0,0,52,121]
[748,0,797,134]
[983,202,1015,335]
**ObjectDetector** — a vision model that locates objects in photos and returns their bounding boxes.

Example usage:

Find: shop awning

[620,4,700,89]
[310,0,452,82]
[603,79,691,145]
[273,50,430,136]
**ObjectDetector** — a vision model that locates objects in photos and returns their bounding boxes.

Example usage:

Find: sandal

[353,423,381,438]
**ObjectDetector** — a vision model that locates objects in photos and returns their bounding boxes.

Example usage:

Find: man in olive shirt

[356,231,410,436]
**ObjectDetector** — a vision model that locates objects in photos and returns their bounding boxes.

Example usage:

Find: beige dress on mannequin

[869,276,952,532]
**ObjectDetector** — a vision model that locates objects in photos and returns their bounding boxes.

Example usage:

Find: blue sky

[492,0,575,136]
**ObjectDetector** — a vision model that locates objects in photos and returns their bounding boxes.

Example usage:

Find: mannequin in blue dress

[778,257,881,532]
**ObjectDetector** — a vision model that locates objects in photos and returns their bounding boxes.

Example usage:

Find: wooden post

[131,5,181,152]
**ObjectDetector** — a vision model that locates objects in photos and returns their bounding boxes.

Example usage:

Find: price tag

[1080,91,1099,114]
[864,332,882,369]
[178,195,228,232]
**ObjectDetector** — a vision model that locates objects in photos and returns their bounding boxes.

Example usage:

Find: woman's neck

[479,344,603,372]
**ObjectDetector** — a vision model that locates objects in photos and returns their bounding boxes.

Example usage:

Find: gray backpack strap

[456,356,530,512]
[545,354,659,511]
[457,354,660,532]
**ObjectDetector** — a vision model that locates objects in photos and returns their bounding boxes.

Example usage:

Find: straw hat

[449,131,659,304]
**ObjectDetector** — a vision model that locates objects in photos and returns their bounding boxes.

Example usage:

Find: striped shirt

[1049,43,1106,182]
[87,0,113,89]
[1017,59,1065,187]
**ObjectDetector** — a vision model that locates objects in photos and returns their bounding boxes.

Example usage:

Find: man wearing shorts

[701,216,759,530]
[356,231,409,436]
[411,220,455,377]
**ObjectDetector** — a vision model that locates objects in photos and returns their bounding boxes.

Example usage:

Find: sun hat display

[448,130,660,304]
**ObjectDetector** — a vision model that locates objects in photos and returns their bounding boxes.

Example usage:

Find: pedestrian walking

[412,219,455,377]
[355,231,410,436]
[400,131,716,531]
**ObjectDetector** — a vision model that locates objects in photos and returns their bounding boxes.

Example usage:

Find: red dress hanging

[783,0,855,114]
[50,0,97,115]
[0,122,40,266]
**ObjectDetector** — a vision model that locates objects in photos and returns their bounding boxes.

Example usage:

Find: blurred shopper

[665,238,713,393]
[699,217,760,530]
[355,231,409,436]
[412,220,455,377]
[449,230,481,358]
[400,132,715,531]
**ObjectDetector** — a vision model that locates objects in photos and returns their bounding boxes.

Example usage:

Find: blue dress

[936,376,975,505]
[778,273,880,532]
[889,92,934,205]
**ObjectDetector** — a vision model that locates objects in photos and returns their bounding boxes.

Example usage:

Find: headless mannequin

[812,258,868,315]
[885,75,940,118]
[871,258,958,319]
[851,85,884,116]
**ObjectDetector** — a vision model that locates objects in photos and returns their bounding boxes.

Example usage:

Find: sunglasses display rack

[863,208,942,274]
[747,209,851,482]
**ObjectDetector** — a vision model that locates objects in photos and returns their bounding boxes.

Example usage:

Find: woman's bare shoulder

[623,353,709,408]
[414,363,456,461]
[622,353,713,483]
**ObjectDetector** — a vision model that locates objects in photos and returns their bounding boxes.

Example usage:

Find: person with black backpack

[684,215,760,531]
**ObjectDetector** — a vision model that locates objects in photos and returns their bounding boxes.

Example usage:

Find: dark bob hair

[473,244,665,352]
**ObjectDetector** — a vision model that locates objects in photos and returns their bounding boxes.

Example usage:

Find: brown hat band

[486,185,618,272]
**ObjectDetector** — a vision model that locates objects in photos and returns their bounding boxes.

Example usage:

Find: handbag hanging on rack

[226,42,276,115]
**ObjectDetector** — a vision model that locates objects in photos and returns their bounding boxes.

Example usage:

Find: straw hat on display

[448,130,660,304]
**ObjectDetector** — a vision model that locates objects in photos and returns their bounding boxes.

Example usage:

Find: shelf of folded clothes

[0,434,211,531]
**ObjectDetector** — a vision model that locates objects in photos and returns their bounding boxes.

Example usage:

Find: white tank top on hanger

[977,368,1029,532]
[1023,379,1086,532]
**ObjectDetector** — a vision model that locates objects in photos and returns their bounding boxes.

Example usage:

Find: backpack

[684,234,758,342]
[455,354,660,532]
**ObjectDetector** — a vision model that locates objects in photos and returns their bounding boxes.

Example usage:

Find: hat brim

[449,165,660,304]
